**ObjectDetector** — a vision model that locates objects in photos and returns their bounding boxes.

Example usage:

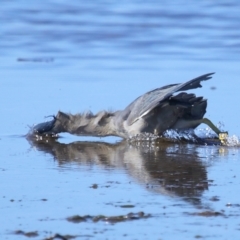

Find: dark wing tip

[191,72,215,82]
[201,72,215,80]
[179,72,215,91]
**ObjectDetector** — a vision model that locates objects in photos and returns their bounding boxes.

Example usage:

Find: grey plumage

[32,73,222,139]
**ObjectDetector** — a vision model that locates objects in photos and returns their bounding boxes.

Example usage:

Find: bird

[31,73,226,141]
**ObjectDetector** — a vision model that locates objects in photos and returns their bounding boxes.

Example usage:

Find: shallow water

[1,1,240,239]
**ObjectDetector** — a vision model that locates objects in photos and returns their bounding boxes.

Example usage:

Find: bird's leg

[201,118,221,135]
[199,118,228,144]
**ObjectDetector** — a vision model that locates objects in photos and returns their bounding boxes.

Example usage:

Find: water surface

[1,1,240,239]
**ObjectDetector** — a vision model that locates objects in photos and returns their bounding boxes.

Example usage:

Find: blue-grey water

[1,1,240,239]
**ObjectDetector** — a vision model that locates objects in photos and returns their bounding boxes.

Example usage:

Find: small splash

[130,129,200,144]
[34,133,59,141]
[129,132,159,142]
[129,128,240,147]
[225,135,240,147]
[163,129,197,142]
[27,125,58,141]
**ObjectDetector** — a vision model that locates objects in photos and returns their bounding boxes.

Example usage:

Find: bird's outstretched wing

[125,72,214,125]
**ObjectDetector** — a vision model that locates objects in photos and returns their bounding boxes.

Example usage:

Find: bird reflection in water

[27,136,214,206]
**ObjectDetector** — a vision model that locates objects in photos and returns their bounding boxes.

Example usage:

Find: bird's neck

[52,111,121,137]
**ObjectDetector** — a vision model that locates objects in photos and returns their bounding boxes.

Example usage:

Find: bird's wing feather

[125,72,214,125]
